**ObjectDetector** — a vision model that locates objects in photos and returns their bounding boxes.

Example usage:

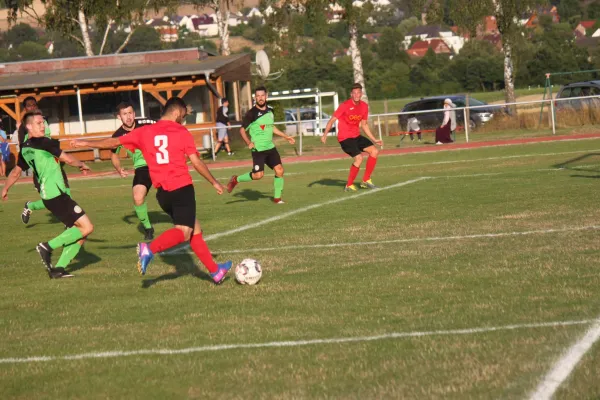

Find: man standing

[321,83,382,191]
[111,102,156,240]
[214,98,234,156]
[2,111,93,279]
[17,96,71,224]
[71,97,233,285]
[226,86,295,204]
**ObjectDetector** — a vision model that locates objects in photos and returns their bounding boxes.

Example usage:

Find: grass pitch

[1,138,600,399]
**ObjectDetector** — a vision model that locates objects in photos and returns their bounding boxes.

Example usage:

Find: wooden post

[383,99,389,136]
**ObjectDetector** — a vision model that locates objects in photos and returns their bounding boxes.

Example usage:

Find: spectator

[436,98,456,145]
[0,123,8,177]
[214,98,234,156]
[406,114,422,142]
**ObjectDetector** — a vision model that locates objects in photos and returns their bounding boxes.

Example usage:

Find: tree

[186,0,243,56]
[14,41,51,60]
[3,23,39,47]
[7,0,177,56]
[123,25,163,53]
[377,27,408,62]
[411,0,547,106]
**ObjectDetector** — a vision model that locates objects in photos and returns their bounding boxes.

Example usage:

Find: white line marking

[209,226,600,254]
[163,177,430,255]
[529,319,600,400]
[0,319,593,365]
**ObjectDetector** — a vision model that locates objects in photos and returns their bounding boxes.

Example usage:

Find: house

[575,21,597,38]
[246,7,263,18]
[520,6,560,27]
[45,41,54,54]
[192,14,218,37]
[478,16,499,37]
[406,39,452,58]
[332,48,351,62]
[362,33,382,44]
[403,25,466,54]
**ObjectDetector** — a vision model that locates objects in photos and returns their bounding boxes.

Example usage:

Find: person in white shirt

[406,114,422,142]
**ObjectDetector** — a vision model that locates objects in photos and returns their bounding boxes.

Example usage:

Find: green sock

[55,242,82,268]
[65,187,71,197]
[27,199,46,211]
[48,227,84,250]
[274,176,284,199]
[237,172,253,183]
[134,202,152,229]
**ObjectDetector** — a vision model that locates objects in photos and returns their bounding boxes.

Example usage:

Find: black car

[398,95,500,131]
[555,81,600,110]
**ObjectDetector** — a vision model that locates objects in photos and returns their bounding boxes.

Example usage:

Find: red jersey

[333,99,369,142]
[118,120,197,191]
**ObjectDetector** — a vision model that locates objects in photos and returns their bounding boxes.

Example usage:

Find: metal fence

[7,94,600,161]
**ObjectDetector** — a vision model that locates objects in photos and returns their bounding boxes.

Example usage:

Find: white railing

[6,94,600,160]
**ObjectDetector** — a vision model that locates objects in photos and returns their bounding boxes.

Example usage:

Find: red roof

[580,20,596,29]
[410,40,430,50]
[407,39,451,57]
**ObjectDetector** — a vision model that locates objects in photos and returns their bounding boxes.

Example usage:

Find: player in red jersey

[321,83,383,191]
[71,97,232,284]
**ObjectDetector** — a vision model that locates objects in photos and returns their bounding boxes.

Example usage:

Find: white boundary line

[209,226,600,254]
[529,319,600,400]
[83,148,600,189]
[0,319,593,365]
[163,177,431,254]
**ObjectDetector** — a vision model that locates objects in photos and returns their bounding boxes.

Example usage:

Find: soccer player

[70,97,233,285]
[17,96,72,224]
[2,111,93,279]
[226,86,295,204]
[111,102,157,240]
[321,83,383,191]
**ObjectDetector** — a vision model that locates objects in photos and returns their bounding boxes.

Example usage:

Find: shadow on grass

[122,211,173,235]
[67,245,102,273]
[553,153,600,174]
[141,251,218,289]
[226,189,271,204]
[307,178,347,188]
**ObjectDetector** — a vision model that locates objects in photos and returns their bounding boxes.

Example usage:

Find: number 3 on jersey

[155,135,169,164]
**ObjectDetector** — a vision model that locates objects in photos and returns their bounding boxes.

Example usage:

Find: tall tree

[7,0,176,56]
[411,0,547,105]
[186,0,242,56]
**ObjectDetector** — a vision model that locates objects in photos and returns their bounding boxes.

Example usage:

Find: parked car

[398,95,501,131]
[555,81,600,110]
[285,108,334,135]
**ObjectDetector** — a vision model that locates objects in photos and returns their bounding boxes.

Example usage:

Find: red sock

[347,165,360,187]
[149,228,186,254]
[363,156,378,182]
[191,233,218,273]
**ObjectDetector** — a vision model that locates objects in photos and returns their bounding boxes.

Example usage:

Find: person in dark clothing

[214,98,234,156]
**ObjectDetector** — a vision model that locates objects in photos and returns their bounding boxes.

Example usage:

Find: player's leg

[190,219,232,284]
[54,214,94,274]
[340,138,363,191]
[22,177,45,224]
[214,140,223,154]
[357,136,379,189]
[37,195,91,278]
[132,167,154,239]
[267,149,285,203]
[227,151,265,192]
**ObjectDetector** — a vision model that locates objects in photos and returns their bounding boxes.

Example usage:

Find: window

[569,87,582,98]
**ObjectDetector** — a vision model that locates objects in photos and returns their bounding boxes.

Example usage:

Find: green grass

[2,138,600,398]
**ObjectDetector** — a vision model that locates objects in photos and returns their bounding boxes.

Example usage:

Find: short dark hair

[255,86,267,94]
[23,110,43,126]
[23,96,38,107]
[162,97,187,116]
[116,102,134,114]
[221,98,229,105]
[351,83,362,91]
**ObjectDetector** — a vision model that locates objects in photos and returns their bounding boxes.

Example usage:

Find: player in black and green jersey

[2,111,93,279]
[16,96,71,224]
[226,86,295,204]
[111,102,156,240]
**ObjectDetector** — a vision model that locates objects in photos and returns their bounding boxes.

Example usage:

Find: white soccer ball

[235,258,262,285]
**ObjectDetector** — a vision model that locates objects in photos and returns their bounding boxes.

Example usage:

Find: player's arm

[272,126,295,145]
[360,120,383,146]
[70,137,121,149]
[188,153,224,195]
[58,151,90,174]
[239,127,254,149]
[321,116,338,144]
[1,165,23,201]
[110,151,127,178]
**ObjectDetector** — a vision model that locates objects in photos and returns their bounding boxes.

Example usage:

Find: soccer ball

[235,258,262,285]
